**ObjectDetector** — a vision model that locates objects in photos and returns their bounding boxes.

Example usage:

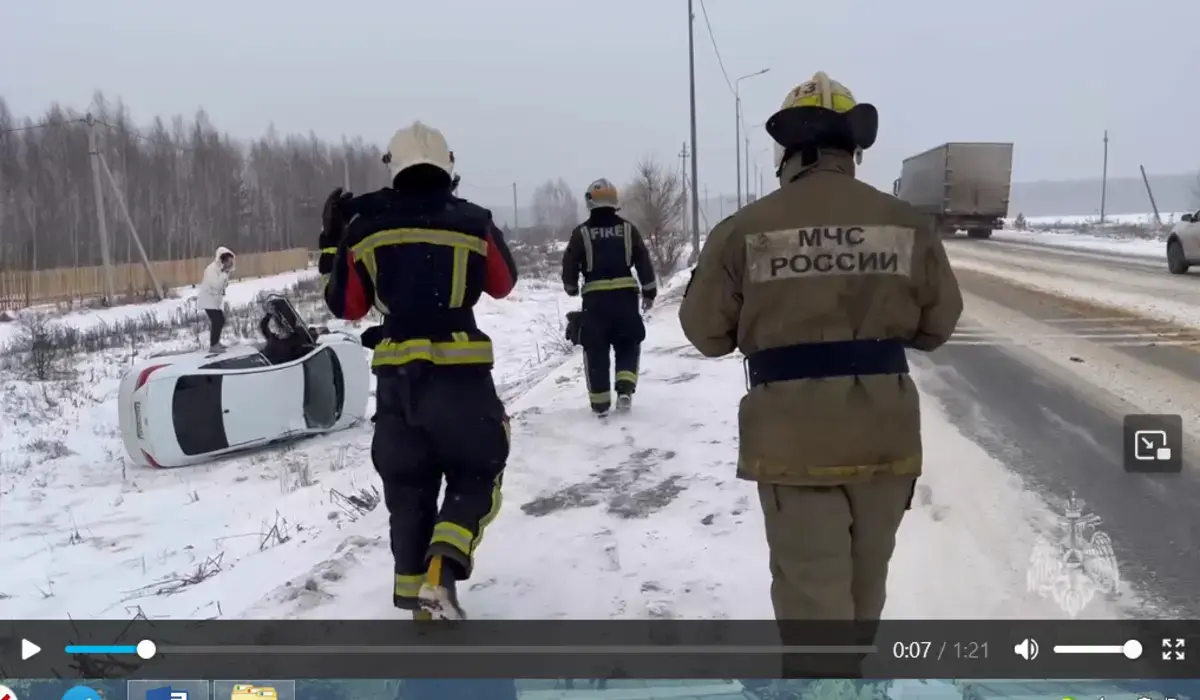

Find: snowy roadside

[946,243,1200,330]
[990,229,1164,260]
[0,277,571,619]
[232,296,1128,621]
[1011,212,1185,228]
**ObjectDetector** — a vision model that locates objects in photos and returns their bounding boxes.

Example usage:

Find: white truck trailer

[891,142,1014,239]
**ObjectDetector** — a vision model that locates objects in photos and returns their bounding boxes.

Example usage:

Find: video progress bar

[158,644,876,656]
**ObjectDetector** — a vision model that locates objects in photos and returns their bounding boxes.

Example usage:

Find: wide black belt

[382,308,477,336]
[745,338,909,388]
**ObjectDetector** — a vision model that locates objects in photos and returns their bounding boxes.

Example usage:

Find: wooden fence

[0,248,313,310]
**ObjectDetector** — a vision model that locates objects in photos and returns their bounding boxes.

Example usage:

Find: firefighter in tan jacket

[679,72,962,674]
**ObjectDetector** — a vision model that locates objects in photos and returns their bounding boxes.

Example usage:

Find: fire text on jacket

[745,225,916,283]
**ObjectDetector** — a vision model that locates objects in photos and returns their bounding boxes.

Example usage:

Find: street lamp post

[687,0,701,262]
[735,68,770,209]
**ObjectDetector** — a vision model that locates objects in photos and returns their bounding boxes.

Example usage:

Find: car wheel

[966,228,992,239]
[1167,239,1190,275]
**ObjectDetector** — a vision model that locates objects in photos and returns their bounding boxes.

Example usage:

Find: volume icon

[1014,638,1040,660]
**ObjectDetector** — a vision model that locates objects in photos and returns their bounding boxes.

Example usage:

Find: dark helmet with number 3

[766,71,878,177]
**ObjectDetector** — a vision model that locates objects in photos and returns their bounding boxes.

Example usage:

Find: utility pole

[87,113,116,304]
[1100,130,1109,223]
[1139,164,1162,226]
[342,136,351,190]
[511,182,519,232]
[735,96,742,209]
[687,0,701,261]
[734,68,770,210]
[99,151,164,299]
[679,141,690,234]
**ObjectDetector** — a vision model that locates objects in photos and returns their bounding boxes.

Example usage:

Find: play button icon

[21,639,40,660]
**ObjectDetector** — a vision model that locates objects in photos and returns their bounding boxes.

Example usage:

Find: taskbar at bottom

[4,679,1196,700]
[13,647,1200,680]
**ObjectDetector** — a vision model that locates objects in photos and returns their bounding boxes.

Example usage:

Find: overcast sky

[3,0,1198,205]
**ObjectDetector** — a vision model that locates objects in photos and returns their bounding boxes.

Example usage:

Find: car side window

[201,355,271,370]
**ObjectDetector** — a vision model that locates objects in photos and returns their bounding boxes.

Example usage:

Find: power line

[0,118,87,137]
[697,0,735,96]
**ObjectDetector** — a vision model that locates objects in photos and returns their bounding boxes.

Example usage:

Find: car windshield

[172,374,230,455]
[302,347,345,429]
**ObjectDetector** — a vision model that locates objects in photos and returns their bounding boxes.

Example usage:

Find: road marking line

[1041,316,1145,323]
[944,339,1200,347]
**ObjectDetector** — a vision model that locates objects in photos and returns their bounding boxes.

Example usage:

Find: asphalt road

[917,247,1200,618]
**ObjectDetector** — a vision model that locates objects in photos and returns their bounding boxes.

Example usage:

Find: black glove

[320,187,355,248]
[641,288,657,312]
[360,324,384,350]
[564,285,579,298]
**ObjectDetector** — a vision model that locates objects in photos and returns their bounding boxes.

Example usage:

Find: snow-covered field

[1011,212,1188,229]
[0,266,1133,621]
[0,270,323,348]
[0,271,569,619]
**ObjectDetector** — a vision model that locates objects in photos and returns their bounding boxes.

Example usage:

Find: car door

[219,364,306,446]
[1181,209,1200,261]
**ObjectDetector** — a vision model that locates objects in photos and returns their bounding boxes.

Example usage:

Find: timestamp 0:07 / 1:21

[891,641,990,661]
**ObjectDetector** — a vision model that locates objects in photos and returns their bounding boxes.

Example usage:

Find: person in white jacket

[197,246,235,351]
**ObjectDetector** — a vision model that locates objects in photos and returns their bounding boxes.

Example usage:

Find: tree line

[0,92,388,272]
[0,91,697,281]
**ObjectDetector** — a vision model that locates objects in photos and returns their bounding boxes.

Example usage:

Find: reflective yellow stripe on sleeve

[582,276,639,294]
[372,337,494,367]
[320,247,338,256]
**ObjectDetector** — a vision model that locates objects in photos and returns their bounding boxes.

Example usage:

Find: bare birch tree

[529,177,580,245]
[623,155,687,278]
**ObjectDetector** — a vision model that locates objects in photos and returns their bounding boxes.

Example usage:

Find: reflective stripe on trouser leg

[395,573,424,600]
[582,343,611,409]
[429,472,505,578]
[613,340,640,394]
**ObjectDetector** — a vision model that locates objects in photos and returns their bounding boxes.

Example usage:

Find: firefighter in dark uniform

[319,121,519,620]
[561,178,656,415]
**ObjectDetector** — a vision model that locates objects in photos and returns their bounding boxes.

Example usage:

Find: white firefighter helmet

[584,178,619,210]
[383,122,455,180]
[772,71,863,170]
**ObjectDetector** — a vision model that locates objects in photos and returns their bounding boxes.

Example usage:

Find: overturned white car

[117,332,370,468]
